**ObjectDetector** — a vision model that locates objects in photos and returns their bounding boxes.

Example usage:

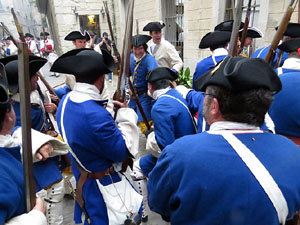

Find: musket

[18,42,36,212]
[10,7,36,211]
[11,8,25,42]
[0,22,19,47]
[113,0,151,130]
[238,0,252,55]
[103,1,120,61]
[228,0,243,56]
[264,0,298,64]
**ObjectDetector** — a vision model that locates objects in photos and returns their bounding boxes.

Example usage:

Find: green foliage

[177,67,192,88]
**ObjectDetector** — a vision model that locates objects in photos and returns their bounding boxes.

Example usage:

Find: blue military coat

[129,53,158,122]
[148,128,300,224]
[193,55,227,89]
[56,84,135,224]
[0,145,25,224]
[269,70,300,137]
[251,45,288,68]
[140,88,197,176]
[13,101,62,192]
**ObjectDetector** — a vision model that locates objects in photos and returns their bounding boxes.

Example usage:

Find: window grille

[163,0,184,59]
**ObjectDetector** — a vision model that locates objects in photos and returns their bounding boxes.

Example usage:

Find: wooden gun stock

[265,0,298,64]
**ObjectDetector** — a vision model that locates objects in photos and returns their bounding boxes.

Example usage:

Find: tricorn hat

[278,38,300,53]
[143,22,165,32]
[199,31,232,49]
[50,48,116,78]
[214,20,245,32]
[239,27,263,38]
[132,35,152,47]
[0,55,47,94]
[40,32,50,36]
[275,23,300,38]
[195,56,282,94]
[64,30,91,41]
[0,84,9,109]
[146,67,178,83]
[24,33,33,38]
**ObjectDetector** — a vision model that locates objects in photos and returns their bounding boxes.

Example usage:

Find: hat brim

[199,31,231,49]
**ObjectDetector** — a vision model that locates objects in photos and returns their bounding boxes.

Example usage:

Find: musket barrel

[228,0,243,56]
[18,42,36,211]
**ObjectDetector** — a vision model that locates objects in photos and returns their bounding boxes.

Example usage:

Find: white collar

[134,52,147,62]
[71,82,102,103]
[282,57,300,71]
[0,135,18,148]
[152,87,171,100]
[209,121,260,131]
[212,48,228,57]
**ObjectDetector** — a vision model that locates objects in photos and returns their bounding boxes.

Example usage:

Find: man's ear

[211,98,220,116]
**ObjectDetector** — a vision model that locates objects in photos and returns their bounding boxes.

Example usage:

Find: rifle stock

[264,0,298,64]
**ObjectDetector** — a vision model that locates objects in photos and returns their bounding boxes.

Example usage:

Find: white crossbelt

[208,130,289,224]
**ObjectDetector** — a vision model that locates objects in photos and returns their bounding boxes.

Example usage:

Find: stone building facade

[36,0,299,74]
[0,0,42,40]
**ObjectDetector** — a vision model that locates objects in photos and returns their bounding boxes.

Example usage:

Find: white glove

[176,85,191,99]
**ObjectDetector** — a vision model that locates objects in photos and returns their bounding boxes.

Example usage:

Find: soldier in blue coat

[192,30,231,88]
[251,23,300,67]
[52,48,142,225]
[0,83,63,225]
[148,56,300,225]
[269,38,300,146]
[129,34,158,132]
[0,55,68,225]
[131,67,197,222]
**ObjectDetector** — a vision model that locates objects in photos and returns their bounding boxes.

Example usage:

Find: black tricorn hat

[143,22,165,32]
[278,38,300,53]
[275,23,300,38]
[64,30,91,41]
[0,84,9,109]
[132,35,152,47]
[50,48,116,78]
[214,20,245,32]
[146,67,178,83]
[239,27,263,38]
[0,55,47,94]
[25,33,33,38]
[199,31,232,49]
[195,56,282,93]
[40,32,50,36]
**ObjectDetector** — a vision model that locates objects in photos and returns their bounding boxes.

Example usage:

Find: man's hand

[112,100,128,109]
[112,55,119,64]
[44,103,57,113]
[33,198,46,214]
[35,142,53,161]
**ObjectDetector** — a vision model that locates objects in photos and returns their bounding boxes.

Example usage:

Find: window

[162,0,184,59]
[224,0,260,27]
[224,0,261,55]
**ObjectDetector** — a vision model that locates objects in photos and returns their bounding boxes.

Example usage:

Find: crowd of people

[1,17,300,225]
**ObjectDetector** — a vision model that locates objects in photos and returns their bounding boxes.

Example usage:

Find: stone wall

[45,0,300,73]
